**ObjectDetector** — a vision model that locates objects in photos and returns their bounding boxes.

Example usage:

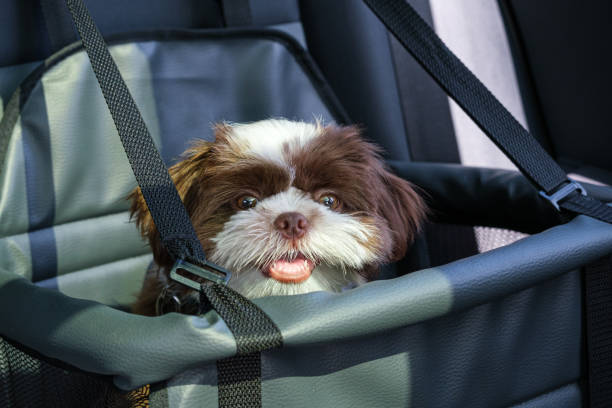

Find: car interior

[0,1,611,407]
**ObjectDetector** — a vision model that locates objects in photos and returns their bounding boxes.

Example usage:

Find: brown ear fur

[128,127,226,268]
[304,124,427,264]
[375,165,427,263]
[328,125,426,263]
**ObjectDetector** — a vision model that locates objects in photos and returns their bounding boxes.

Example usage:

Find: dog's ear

[375,168,426,262]
[128,129,222,267]
[320,124,426,263]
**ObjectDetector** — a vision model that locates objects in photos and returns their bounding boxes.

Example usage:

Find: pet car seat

[1,0,611,407]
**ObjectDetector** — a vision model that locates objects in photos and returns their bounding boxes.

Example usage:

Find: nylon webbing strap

[561,194,612,224]
[64,0,206,266]
[585,256,612,408]
[63,0,282,405]
[217,353,262,408]
[201,284,283,355]
[201,284,283,408]
[363,0,612,224]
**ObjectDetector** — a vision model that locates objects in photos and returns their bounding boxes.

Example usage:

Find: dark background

[1,0,610,181]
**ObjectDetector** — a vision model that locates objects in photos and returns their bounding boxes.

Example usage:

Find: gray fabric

[39,254,152,307]
[0,26,609,407]
[0,30,343,391]
[137,37,334,163]
[249,0,300,26]
[44,43,163,226]
[150,268,582,407]
[269,21,307,49]
[0,33,336,304]
[0,271,237,390]
[262,271,581,407]
[0,111,32,280]
[166,367,219,408]
[0,232,31,280]
[21,81,55,231]
[0,88,21,176]
[0,61,40,108]
[21,81,57,282]
[1,214,610,392]
[256,214,612,347]
[52,211,149,276]
[511,383,581,407]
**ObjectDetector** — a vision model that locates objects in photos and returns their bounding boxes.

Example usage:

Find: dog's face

[131,120,425,299]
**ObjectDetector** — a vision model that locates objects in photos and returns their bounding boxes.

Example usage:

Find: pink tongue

[266,255,314,283]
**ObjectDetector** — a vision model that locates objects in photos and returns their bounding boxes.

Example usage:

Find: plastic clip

[539,179,587,211]
[169,259,231,290]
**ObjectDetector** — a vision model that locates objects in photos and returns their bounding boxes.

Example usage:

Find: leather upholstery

[1,185,610,391]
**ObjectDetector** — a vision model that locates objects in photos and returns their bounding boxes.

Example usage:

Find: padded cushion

[1,213,610,400]
[0,29,341,306]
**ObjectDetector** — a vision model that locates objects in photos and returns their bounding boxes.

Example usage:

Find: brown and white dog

[130,119,425,315]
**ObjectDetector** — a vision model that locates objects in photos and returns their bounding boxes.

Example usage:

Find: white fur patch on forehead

[226,119,322,164]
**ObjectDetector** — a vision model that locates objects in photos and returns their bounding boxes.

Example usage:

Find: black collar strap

[363,0,612,224]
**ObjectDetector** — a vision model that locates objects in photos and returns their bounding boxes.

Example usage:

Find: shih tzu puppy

[130,119,425,315]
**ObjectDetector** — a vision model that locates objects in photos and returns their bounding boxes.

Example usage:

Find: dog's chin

[227,264,367,299]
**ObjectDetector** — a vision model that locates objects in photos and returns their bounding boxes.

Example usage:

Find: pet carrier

[1,0,611,407]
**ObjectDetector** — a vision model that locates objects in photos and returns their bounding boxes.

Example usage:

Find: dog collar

[155,286,182,316]
[154,284,202,316]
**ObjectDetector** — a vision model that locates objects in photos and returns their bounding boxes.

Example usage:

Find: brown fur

[292,125,426,267]
[130,123,426,315]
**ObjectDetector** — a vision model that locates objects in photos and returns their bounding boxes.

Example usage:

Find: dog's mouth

[262,253,315,284]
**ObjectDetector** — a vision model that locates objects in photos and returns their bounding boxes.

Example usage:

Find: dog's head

[130,119,425,298]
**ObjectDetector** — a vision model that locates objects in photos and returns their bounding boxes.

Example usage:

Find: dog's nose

[274,212,309,239]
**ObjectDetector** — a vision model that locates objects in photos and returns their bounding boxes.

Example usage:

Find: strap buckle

[169,259,232,290]
[539,179,587,211]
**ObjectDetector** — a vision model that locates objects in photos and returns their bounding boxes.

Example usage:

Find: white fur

[210,187,381,299]
[228,119,322,167]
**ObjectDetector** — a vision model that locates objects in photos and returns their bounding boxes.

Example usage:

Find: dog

[130,119,425,315]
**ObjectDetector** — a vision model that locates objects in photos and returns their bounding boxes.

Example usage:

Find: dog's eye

[319,194,340,210]
[237,196,258,210]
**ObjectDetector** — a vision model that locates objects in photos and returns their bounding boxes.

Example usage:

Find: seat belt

[362,2,612,407]
[363,0,612,225]
[62,0,282,406]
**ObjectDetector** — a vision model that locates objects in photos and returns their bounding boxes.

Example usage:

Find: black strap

[362,0,612,225]
[64,0,207,266]
[364,3,612,406]
[220,0,252,27]
[62,0,282,405]
[200,284,283,355]
[585,256,612,408]
[202,284,283,408]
